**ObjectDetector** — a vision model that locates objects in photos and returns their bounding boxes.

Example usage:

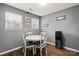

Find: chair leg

[40,48,42,56]
[24,48,26,56]
[33,46,34,56]
[22,48,24,53]
[35,46,36,54]
[45,47,48,56]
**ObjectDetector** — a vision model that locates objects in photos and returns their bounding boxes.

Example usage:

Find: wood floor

[1,43,79,56]
[47,44,79,56]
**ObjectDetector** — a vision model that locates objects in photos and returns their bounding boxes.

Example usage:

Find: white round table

[26,35,45,41]
[25,35,46,55]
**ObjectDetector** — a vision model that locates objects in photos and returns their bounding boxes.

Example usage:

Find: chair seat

[27,41,34,46]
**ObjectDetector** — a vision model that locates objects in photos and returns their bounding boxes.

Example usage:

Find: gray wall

[41,5,79,50]
[0,4,41,52]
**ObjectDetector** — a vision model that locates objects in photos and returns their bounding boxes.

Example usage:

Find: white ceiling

[5,3,79,16]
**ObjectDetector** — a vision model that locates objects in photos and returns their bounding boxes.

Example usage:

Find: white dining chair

[35,32,48,56]
[22,34,34,56]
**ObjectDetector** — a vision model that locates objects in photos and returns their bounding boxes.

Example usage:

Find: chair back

[22,34,26,47]
[41,32,47,40]
[41,32,47,36]
[26,32,32,36]
[40,32,47,46]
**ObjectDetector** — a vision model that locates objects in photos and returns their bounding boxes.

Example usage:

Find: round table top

[25,35,45,41]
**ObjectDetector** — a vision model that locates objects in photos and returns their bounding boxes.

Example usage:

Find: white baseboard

[47,42,55,45]
[0,46,23,55]
[47,42,79,53]
[64,47,79,52]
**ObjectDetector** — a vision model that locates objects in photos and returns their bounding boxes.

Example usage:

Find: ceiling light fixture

[39,3,48,6]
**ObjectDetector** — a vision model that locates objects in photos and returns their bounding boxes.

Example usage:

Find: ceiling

[5,3,79,16]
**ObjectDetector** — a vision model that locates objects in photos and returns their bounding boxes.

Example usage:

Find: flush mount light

[39,3,48,6]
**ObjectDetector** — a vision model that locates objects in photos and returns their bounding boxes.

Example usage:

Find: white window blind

[31,18,39,30]
[5,11,22,30]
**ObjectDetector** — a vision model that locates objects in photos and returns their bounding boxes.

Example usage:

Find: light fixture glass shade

[39,3,48,6]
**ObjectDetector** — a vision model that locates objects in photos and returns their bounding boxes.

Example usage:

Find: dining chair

[22,34,34,56]
[35,32,48,56]
[26,32,34,50]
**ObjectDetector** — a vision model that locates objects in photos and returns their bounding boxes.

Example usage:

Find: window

[5,11,22,30]
[31,18,39,30]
